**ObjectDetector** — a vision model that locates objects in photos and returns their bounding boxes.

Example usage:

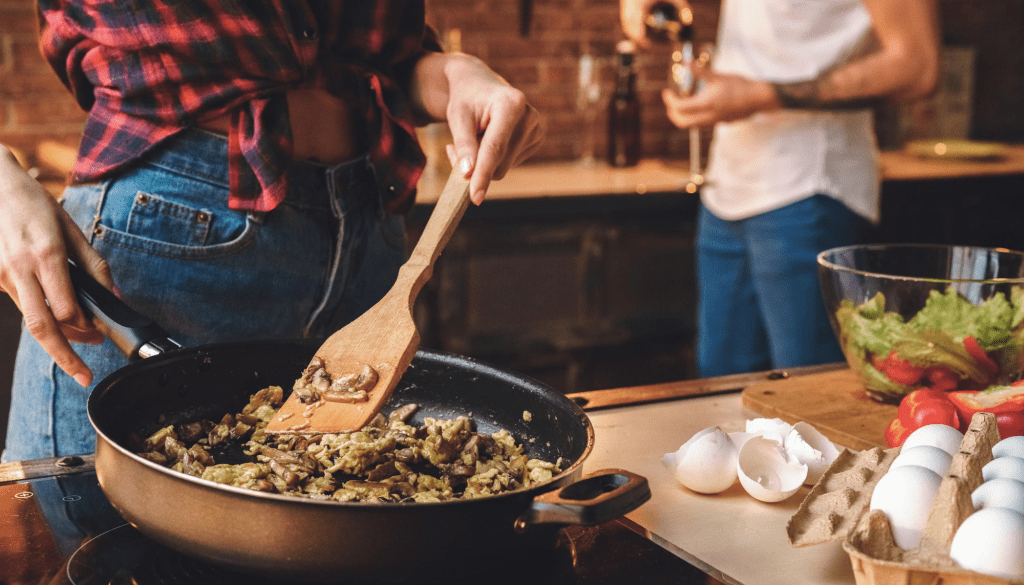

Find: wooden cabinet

[407,191,699,394]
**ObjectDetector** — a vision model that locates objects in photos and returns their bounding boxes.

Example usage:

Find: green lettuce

[908,289,1016,350]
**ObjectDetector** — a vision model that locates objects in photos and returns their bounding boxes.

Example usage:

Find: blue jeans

[696,195,870,377]
[3,129,407,461]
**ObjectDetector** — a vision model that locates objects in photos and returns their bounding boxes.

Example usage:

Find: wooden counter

[415,158,692,204]
[416,145,1024,204]
[879,143,1024,181]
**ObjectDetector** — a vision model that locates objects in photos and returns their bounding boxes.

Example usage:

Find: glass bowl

[818,244,1024,404]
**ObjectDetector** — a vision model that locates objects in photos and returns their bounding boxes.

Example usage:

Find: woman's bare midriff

[198,89,366,164]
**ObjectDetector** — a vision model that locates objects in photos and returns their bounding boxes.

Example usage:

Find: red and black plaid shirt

[38,0,439,214]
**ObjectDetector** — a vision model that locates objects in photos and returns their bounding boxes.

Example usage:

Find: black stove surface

[1,467,722,585]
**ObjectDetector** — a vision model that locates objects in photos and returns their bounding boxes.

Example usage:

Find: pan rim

[89,345,596,508]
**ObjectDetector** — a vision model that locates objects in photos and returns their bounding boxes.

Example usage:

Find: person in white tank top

[620,0,940,376]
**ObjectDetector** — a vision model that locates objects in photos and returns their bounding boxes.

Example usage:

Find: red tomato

[897,388,963,433]
[995,411,1024,438]
[924,366,959,392]
[878,351,925,386]
[885,417,911,448]
[963,335,999,375]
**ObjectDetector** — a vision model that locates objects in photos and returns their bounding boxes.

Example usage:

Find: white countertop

[580,392,857,585]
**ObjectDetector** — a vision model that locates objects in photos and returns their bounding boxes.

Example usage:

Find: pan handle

[68,260,180,361]
[513,468,650,532]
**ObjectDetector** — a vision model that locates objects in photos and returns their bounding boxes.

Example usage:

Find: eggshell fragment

[982,456,1024,483]
[993,436,1024,460]
[727,431,756,452]
[972,477,1024,514]
[868,464,942,550]
[949,507,1024,581]
[784,422,841,485]
[890,445,953,477]
[901,424,964,457]
[663,426,738,494]
[746,418,793,445]
[737,437,807,503]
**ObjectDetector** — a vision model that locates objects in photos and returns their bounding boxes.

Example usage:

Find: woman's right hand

[0,145,112,386]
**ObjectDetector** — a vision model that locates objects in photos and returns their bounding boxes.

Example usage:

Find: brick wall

[4,0,1021,172]
[0,0,85,174]
[424,0,720,162]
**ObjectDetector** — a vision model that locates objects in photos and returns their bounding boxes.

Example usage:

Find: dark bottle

[608,41,641,168]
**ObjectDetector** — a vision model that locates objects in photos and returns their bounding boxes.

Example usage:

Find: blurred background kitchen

[1,0,1023,452]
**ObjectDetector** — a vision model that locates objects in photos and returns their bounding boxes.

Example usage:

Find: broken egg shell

[784,422,841,485]
[728,431,756,452]
[737,436,808,503]
[745,418,793,445]
[663,426,739,494]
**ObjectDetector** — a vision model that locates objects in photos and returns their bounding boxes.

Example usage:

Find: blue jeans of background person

[695,195,871,378]
[2,129,406,462]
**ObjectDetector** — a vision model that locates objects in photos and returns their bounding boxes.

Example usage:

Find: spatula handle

[406,170,471,269]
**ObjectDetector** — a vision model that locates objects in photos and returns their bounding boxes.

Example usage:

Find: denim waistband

[141,128,376,214]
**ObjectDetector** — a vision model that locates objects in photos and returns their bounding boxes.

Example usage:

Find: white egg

[901,424,964,456]
[993,436,1024,460]
[949,507,1024,581]
[784,422,841,485]
[736,436,807,503]
[869,465,943,550]
[890,445,953,477]
[663,426,738,494]
[972,478,1024,514]
[982,456,1024,483]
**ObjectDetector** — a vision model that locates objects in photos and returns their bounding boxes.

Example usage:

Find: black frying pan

[70,262,650,582]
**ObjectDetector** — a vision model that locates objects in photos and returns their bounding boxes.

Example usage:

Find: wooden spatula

[264,169,471,434]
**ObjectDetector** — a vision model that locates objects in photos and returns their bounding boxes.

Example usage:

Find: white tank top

[701,0,880,223]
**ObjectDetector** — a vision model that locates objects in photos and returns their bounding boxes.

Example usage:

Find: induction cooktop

[0,456,724,585]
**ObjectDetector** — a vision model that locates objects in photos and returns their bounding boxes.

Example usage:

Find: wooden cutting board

[741,369,897,451]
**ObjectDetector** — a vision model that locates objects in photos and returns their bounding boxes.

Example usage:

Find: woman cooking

[0,0,543,462]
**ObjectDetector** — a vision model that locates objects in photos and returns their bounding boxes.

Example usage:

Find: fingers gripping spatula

[265,169,471,434]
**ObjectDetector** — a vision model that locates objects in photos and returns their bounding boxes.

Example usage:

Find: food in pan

[132,383,562,503]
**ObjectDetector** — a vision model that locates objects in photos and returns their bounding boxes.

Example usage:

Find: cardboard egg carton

[787,412,1022,585]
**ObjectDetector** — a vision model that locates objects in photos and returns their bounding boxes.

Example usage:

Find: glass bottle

[608,41,641,168]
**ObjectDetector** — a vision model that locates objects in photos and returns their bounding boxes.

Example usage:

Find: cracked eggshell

[737,436,808,503]
[728,431,756,452]
[746,418,793,445]
[663,426,739,494]
[784,422,841,485]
